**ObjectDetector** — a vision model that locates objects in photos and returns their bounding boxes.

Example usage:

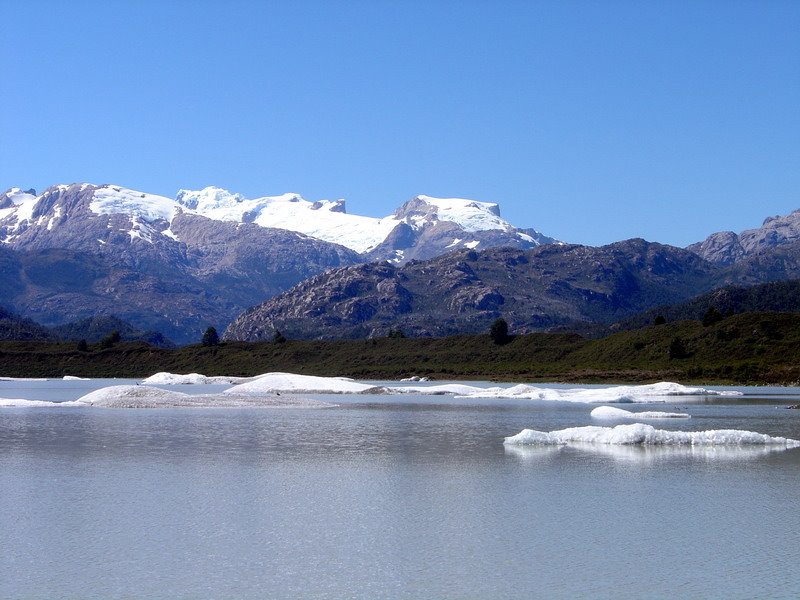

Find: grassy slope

[1,312,799,384]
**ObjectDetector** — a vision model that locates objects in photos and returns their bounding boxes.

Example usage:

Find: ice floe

[1,385,334,409]
[590,406,691,420]
[459,382,742,403]
[0,397,85,407]
[226,372,385,395]
[504,424,800,447]
[142,372,256,385]
[62,375,90,381]
[389,383,488,395]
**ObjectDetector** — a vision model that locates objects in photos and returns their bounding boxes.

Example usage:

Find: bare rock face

[224,239,721,340]
[689,209,800,264]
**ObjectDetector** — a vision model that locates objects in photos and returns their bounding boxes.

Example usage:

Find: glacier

[2,183,544,255]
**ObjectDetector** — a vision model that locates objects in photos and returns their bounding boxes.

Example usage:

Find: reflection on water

[504,441,789,462]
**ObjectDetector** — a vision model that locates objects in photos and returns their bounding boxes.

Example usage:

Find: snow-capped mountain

[0,184,555,261]
[0,183,555,342]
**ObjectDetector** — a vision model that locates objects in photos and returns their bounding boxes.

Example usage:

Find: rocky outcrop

[689,209,800,264]
[224,239,720,340]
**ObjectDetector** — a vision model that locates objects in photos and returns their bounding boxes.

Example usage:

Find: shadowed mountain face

[224,239,726,340]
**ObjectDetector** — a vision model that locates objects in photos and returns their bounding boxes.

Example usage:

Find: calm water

[2,379,800,599]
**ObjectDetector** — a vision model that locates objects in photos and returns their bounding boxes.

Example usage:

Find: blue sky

[2,0,798,246]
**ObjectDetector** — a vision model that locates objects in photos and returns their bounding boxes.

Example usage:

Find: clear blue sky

[2,0,798,246]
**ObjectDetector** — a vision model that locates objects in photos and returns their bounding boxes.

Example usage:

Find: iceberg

[590,406,690,420]
[504,424,800,447]
[226,372,385,395]
[459,381,742,403]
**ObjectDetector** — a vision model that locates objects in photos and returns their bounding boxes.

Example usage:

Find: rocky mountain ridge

[224,235,800,341]
[688,209,800,264]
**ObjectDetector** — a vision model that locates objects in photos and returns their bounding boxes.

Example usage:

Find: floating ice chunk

[226,372,385,395]
[62,375,90,381]
[142,372,256,385]
[0,397,85,407]
[399,376,430,382]
[504,424,800,447]
[590,406,690,420]
[77,385,334,408]
[460,382,742,403]
[389,383,486,395]
[0,385,334,409]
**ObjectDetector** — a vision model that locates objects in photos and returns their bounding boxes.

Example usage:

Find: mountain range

[2,182,800,344]
[225,209,800,340]
[0,183,552,343]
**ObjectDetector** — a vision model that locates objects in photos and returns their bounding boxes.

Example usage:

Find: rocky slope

[688,209,800,264]
[224,239,721,340]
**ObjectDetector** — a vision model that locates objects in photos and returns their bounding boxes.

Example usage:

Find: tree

[668,337,688,359]
[702,306,724,327]
[76,339,88,352]
[201,326,219,346]
[387,328,406,339]
[273,329,287,344]
[653,315,666,326]
[99,330,121,349]
[490,318,510,345]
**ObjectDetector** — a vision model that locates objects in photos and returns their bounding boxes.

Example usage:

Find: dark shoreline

[2,312,800,385]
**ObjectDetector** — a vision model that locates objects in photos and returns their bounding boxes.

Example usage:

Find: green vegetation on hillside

[2,311,799,384]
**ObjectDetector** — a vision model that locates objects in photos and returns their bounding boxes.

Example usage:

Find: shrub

[702,306,724,327]
[653,315,666,326]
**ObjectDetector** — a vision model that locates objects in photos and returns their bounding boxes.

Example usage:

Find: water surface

[2,380,799,599]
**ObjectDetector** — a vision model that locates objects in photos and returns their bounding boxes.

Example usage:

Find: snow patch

[415,195,508,232]
[504,424,800,447]
[91,186,177,222]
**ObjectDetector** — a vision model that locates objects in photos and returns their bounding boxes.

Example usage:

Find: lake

[2,378,800,599]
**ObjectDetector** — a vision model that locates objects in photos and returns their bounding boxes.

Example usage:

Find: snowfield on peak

[2,183,552,255]
[415,195,508,232]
